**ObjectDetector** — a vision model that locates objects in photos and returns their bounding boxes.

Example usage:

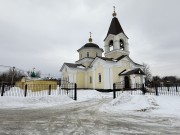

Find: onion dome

[83,42,100,48]
[77,32,103,52]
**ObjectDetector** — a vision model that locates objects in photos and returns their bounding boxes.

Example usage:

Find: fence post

[24,84,27,97]
[155,83,159,96]
[113,83,116,99]
[74,83,77,100]
[176,84,178,92]
[59,79,61,87]
[142,84,146,95]
[167,84,170,91]
[49,85,51,95]
[1,85,5,96]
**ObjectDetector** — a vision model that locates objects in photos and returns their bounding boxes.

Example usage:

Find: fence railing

[0,83,77,100]
[113,82,180,99]
[151,83,180,96]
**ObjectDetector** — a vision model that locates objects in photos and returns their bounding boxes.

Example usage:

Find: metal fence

[113,82,180,99]
[150,83,180,96]
[113,83,145,99]
[61,83,77,100]
[0,82,77,100]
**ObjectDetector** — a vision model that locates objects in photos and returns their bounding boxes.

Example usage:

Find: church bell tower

[104,7,129,59]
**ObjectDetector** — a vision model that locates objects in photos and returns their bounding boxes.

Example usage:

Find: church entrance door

[124,76,130,89]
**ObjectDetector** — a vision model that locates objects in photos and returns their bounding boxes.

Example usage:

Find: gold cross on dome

[112,6,117,17]
[90,32,92,38]
[89,32,92,42]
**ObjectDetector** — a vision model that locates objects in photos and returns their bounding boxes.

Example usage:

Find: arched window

[120,39,124,50]
[109,40,113,51]
[96,52,98,57]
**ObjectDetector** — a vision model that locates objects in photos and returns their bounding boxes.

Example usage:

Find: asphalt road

[0,99,180,135]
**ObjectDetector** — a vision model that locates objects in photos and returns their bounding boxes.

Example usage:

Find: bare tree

[0,69,25,83]
[162,76,178,83]
[152,76,161,82]
[142,63,152,81]
[35,70,41,78]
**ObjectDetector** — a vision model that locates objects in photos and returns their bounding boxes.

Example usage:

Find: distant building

[60,8,145,90]
[16,77,57,91]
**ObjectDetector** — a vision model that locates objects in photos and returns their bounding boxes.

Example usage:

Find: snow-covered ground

[0,90,111,109]
[100,93,180,117]
[1,90,180,134]
[1,89,180,118]
[0,95,74,109]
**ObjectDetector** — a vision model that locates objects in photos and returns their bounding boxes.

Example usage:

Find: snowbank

[0,95,74,109]
[77,90,112,101]
[101,93,158,112]
[0,90,113,109]
[100,93,180,117]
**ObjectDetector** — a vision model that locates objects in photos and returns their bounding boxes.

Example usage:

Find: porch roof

[119,68,145,76]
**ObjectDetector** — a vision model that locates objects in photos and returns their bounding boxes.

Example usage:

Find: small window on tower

[109,40,113,51]
[120,39,124,50]
[96,52,98,57]
[99,73,101,83]
[87,52,89,57]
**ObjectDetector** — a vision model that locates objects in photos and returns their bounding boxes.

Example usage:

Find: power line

[0,64,60,78]
[0,65,12,68]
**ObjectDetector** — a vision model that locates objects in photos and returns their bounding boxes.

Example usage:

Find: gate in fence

[60,80,77,100]
[113,82,180,99]
[113,82,145,99]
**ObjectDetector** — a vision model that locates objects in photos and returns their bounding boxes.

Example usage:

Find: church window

[120,39,124,50]
[96,52,98,56]
[90,76,92,84]
[109,40,113,51]
[87,52,89,57]
[99,73,101,83]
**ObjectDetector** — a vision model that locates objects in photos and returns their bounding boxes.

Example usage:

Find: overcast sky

[0,0,180,78]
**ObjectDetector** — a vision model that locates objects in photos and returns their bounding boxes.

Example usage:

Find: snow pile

[0,95,74,109]
[103,93,159,112]
[101,93,180,117]
[77,90,112,101]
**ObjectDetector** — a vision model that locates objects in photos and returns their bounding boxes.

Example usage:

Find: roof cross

[113,6,116,12]
[112,6,117,17]
[89,32,92,42]
[90,32,92,38]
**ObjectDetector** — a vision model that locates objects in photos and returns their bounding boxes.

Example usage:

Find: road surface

[0,98,180,135]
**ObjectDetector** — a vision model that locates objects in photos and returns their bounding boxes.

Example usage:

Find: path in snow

[0,98,180,135]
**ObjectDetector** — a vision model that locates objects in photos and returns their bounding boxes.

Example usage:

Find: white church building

[60,8,145,90]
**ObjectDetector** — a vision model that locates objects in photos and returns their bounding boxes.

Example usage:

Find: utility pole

[11,66,15,86]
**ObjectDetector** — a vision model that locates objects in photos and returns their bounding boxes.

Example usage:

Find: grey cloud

[0,0,180,77]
